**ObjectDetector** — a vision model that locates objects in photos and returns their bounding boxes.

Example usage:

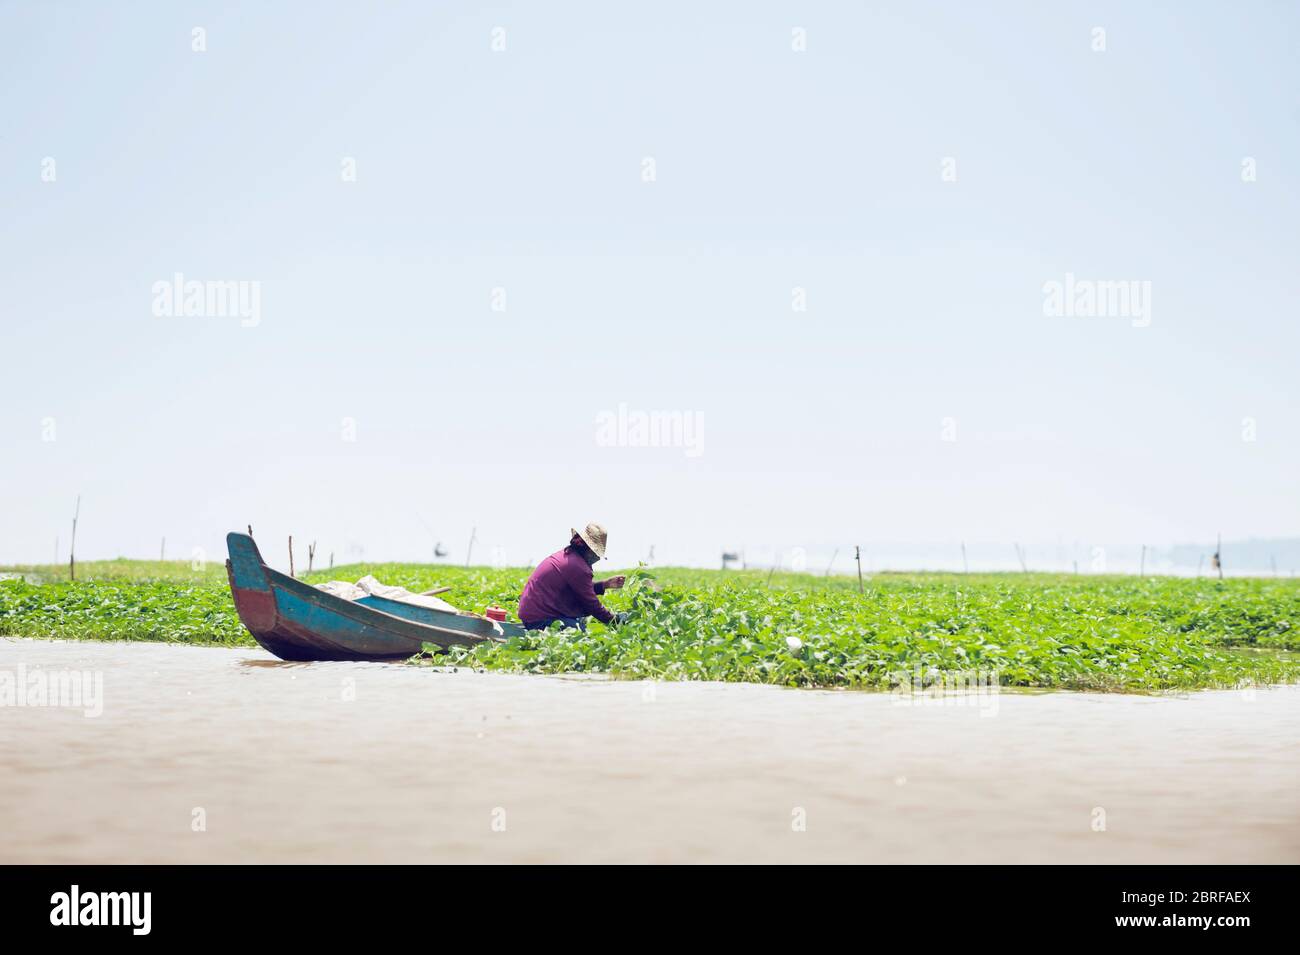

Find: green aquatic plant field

[2,560,1298,691]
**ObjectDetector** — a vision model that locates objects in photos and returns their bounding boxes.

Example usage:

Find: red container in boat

[485,606,508,622]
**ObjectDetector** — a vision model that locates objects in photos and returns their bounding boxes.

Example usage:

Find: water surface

[2,638,1296,863]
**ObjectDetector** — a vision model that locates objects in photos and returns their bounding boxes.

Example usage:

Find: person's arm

[562,560,615,624]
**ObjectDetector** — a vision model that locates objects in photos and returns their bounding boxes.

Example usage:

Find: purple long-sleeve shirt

[517,545,613,625]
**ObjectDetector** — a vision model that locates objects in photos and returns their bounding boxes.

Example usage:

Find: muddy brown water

[1,638,1297,863]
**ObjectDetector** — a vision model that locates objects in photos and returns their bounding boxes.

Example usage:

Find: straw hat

[571,522,608,559]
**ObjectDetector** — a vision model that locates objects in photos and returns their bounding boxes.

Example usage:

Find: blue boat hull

[225,532,509,661]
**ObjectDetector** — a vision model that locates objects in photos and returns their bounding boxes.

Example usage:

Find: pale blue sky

[2,1,1297,571]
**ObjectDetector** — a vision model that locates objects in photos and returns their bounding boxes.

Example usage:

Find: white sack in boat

[316,575,458,612]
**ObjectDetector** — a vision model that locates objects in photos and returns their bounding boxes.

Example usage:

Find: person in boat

[518,522,627,630]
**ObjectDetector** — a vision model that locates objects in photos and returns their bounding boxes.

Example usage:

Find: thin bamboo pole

[69,495,80,581]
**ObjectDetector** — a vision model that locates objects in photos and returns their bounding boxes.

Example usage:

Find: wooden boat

[225,531,524,661]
